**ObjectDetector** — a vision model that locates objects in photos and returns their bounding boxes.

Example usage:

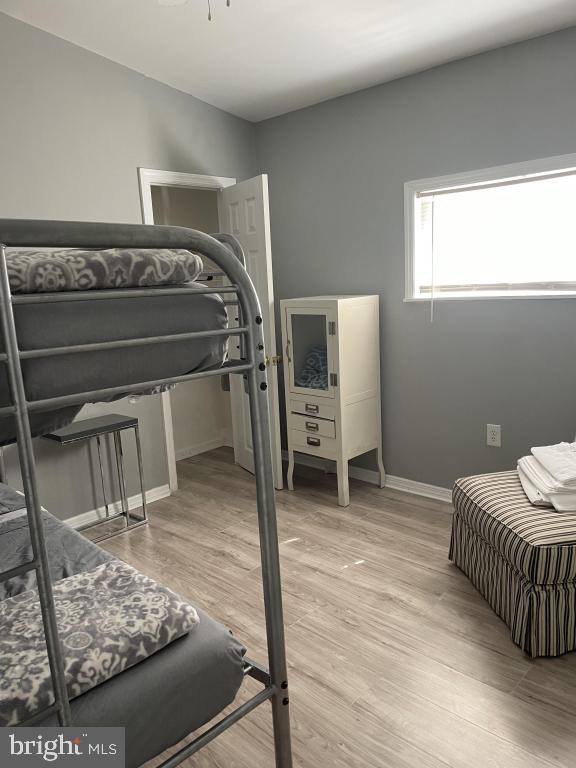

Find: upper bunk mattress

[0,285,228,445]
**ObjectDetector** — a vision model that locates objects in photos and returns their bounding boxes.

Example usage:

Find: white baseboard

[384,474,452,504]
[175,438,224,461]
[175,430,232,461]
[282,450,452,504]
[66,484,171,530]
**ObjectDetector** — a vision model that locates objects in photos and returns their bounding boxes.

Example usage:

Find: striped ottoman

[450,471,576,657]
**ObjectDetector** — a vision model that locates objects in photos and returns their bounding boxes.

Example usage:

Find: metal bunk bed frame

[0,219,293,768]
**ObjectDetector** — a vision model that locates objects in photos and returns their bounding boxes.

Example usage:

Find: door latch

[266,355,283,367]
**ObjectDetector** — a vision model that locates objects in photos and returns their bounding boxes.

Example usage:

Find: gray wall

[0,13,256,518]
[256,27,576,489]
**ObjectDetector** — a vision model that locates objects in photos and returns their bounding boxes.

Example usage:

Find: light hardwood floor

[103,448,576,768]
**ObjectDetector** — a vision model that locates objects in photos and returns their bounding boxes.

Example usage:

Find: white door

[218,174,283,490]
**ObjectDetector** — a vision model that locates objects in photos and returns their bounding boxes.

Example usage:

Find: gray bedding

[0,498,246,767]
[0,285,228,445]
[0,507,112,600]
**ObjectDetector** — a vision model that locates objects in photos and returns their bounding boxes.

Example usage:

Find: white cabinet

[280,295,385,506]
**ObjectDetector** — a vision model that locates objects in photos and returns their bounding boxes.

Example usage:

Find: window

[405,155,576,300]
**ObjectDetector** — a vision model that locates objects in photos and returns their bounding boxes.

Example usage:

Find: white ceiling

[1,0,575,122]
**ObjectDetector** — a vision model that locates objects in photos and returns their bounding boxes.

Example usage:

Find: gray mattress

[0,285,229,445]
[0,502,246,768]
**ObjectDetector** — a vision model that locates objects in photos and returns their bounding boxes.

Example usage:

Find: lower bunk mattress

[0,284,229,445]
[38,605,245,768]
[450,470,576,657]
[0,498,245,768]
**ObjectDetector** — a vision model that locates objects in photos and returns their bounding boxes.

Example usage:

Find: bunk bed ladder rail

[0,243,72,726]
[0,222,292,767]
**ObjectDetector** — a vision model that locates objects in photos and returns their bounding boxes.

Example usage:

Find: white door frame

[138,168,236,492]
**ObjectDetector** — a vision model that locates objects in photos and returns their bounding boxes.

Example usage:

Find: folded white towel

[518,456,576,512]
[520,454,576,493]
[519,456,566,494]
[531,442,576,486]
[548,493,576,513]
[517,465,552,507]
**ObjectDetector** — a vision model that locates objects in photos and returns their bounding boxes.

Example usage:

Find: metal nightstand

[43,413,148,541]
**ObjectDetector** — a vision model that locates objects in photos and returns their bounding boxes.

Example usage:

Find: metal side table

[43,413,147,541]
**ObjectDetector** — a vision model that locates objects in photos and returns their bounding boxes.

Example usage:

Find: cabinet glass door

[286,308,335,398]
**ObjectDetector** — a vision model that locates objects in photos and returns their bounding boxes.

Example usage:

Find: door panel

[218,175,283,490]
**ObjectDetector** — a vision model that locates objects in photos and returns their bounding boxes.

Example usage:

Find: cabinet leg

[337,458,349,507]
[377,444,386,489]
[287,449,295,491]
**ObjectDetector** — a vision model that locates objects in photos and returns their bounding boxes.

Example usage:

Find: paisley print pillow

[5,248,204,293]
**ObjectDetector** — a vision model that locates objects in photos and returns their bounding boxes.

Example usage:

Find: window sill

[404,293,576,303]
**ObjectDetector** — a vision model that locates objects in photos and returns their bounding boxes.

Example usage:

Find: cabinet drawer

[291,429,337,459]
[289,413,336,438]
[290,399,335,421]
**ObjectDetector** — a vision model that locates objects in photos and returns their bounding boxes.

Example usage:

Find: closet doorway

[152,183,233,476]
[138,169,283,492]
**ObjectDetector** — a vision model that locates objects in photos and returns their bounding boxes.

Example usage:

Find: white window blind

[407,162,576,300]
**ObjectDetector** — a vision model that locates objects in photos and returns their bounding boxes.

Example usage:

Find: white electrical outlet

[487,424,501,447]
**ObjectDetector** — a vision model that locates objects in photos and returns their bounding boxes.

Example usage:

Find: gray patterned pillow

[6,248,203,293]
[0,560,199,725]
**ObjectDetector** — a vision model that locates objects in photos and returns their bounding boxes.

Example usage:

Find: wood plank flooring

[103,447,576,768]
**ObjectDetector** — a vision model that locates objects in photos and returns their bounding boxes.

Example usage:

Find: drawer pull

[307,436,321,447]
[305,421,319,431]
[305,403,319,414]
